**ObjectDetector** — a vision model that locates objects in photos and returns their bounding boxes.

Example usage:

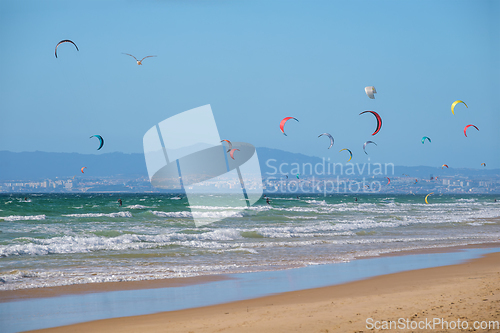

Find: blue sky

[0,0,498,168]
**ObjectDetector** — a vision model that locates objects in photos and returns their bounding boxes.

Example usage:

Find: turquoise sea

[1,193,499,291]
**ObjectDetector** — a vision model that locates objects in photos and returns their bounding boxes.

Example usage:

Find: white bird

[122,53,157,65]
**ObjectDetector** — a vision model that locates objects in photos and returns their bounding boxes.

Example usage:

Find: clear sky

[0,0,498,168]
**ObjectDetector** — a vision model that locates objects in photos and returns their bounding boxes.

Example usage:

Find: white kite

[365,86,377,99]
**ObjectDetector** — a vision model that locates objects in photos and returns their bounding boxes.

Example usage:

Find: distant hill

[0,149,498,181]
[0,151,147,181]
[256,148,499,180]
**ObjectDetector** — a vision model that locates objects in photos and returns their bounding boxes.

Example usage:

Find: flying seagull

[122,53,156,65]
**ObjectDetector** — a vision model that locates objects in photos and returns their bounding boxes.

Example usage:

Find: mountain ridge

[0,149,498,181]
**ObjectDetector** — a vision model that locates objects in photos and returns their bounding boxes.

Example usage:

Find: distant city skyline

[0,0,498,169]
[3,172,499,194]
[1,149,499,194]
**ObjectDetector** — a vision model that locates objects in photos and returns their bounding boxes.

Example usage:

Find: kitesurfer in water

[118,198,122,207]
[266,197,270,205]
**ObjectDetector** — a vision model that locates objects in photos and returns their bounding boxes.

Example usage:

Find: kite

[221,140,232,152]
[451,100,467,115]
[339,148,352,162]
[363,141,377,155]
[279,117,299,136]
[55,40,79,58]
[296,174,300,179]
[442,164,449,169]
[414,179,418,184]
[90,135,104,150]
[365,86,376,99]
[425,192,434,204]
[385,177,390,185]
[229,148,240,160]
[81,167,87,173]
[122,53,157,65]
[481,163,486,167]
[359,111,382,135]
[421,136,431,144]
[318,133,334,149]
[464,124,479,137]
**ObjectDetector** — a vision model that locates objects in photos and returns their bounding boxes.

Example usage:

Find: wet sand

[25,249,500,333]
[0,274,230,303]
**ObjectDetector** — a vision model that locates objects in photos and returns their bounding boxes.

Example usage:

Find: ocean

[1,193,499,291]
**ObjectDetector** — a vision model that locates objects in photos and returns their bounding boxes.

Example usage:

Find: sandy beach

[23,250,499,333]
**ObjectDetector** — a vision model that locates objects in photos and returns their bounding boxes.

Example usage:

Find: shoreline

[0,274,231,304]
[2,241,500,303]
[28,249,500,332]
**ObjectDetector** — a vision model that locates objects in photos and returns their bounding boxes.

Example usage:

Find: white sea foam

[305,199,327,205]
[152,210,244,219]
[456,198,476,203]
[0,263,257,291]
[1,235,157,257]
[62,212,133,218]
[0,228,249,257]
[2,214,46,222]
[190,205,249,210]
[210,247,259,254]
[152,210,192,218]
[1,194,499,292]
[270,197,301,200]
[126,205,150,209]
